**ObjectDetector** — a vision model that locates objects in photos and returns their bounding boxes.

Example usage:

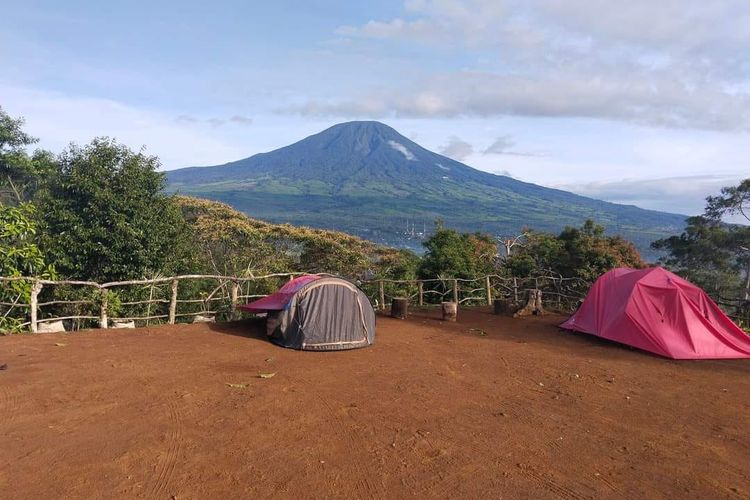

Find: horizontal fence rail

[2,272,746,334]
[0,273,311,333]
[359,275,590,313]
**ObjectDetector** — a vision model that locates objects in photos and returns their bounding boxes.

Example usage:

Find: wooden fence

[0,273,591,334]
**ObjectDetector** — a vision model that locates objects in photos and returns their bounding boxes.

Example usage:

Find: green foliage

[652,216,744,299]
[0,107,55,203]
[0,202,56,332]
[507,219,645,282]
[706,178,750,224]
[178,196,416,279]
[418,221,497,280]
[653,178,750,311]
[35,138,192,282]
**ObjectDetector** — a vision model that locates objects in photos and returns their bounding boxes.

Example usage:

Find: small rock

[538,382,544,387]
[0,363,7,370]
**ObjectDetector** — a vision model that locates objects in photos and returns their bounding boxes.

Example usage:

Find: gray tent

[240,275,376,351]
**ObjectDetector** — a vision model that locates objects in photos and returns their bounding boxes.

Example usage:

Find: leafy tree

[507,220,645,281]
[656,179,750,306]
[0,107,55,203]
[651,216,743,300]
[35,138,192,282]
[706,178,750,223]
[418,221,497,279]
[0,202,56,331]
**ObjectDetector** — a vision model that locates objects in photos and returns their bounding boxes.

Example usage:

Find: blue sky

[2,0,749,216]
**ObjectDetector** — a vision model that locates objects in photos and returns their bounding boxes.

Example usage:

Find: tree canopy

[653,178,750,307]
[35,139,191,282]
[506,219,645,281]
[418,221,497,279]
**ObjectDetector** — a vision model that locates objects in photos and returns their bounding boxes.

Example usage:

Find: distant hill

[167,121,685,258]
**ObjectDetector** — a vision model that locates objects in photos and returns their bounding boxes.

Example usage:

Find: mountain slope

[166,121,685,256]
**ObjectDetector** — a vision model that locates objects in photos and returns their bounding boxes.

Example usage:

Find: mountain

[166,121,686,257]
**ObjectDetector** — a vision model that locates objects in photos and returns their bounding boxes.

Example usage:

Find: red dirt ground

[1,308,749,499]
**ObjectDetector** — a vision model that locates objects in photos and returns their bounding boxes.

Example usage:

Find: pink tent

[238,275,321,313]
[560,267,750,359]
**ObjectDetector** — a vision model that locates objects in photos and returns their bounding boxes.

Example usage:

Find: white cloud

[556,174,745,215]
[0,84,244,169]
[314,1,750,131]
[288,70,750,132]
[387,140,416,160]
[482,134,542,156]
[439,136,473,160]
[176,114,253,127]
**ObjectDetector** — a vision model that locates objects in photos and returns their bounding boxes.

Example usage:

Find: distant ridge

[167,121,686,256]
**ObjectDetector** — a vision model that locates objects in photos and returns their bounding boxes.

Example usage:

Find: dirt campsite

[1,308,749,499]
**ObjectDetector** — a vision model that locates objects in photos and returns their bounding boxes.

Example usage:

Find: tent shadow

[206,317,268,342]
[402,308,750,373]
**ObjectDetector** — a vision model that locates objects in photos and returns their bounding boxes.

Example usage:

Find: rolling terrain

[166,121,686,256]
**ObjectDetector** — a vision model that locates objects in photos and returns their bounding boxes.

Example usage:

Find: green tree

[0,202,56,331]
[418,221,497,279]
[656,179,750,305]
[651,216,742,300]
[507,220,645,281]
[36,138,191,282]
[0,107,57,204]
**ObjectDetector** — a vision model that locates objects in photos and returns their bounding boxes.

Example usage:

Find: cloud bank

[296,0,750,131]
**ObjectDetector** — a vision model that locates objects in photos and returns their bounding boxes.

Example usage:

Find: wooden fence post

[513,277,519,304]
[452,279,459,304]
[418,281,424,307]
[99,288,108,329]
[169,279,179,324]
[30,280,42,333]
[379,280,385,311]
[230,280,240,320]
[485,276,492,305]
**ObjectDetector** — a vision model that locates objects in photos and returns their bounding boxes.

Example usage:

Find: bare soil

[1,308,749,499]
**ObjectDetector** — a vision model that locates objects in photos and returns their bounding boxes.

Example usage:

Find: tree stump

[442,301,458,322]
[391,297,408,319]
[493,298,511,315]
[513,289,546,318]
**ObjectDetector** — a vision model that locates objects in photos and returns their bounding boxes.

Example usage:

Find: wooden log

[390,297,408,319]
[485,275,492,305]
[442,301,457,322]
[418,281,424,307]
[99,288,108,329]
[493,298,511,315]
[230,280,240,320]
[513,289,546,318]
[169,279,179,324]
[30,280,42,333]
[452,279,459,304]
[378,280,385,311]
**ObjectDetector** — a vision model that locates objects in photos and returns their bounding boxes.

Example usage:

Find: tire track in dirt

[517,463,589,500]
[146,397,184,499]
[311,384,379,499]
[0,384,21,470]
[0,384,18,424]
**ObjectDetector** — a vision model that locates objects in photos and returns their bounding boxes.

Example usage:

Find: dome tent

[238,275,376,351]
[561,267,750,360]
